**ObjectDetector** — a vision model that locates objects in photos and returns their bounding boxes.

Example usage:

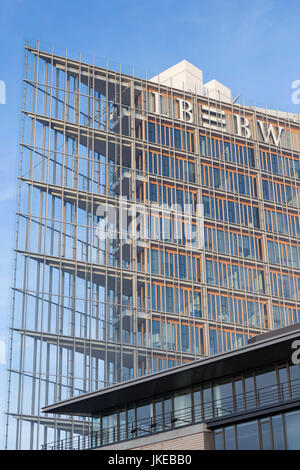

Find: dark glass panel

[173,389,192,427]
[278,366,290,401]
[234,379,245,413]
[136,401,152,437]
[260,418,272,450]
[289,364,300,399]
[236,420,259,450]
[193,388,202,422]
[213,379,234,418]
[214,430,224,450]
[255,366,277,407]
[163,395,172,428]
[272,414,285,450]
[224,426,236,450]
[203,384,213,420]
[285,410,300,450]
[244,372,256,410]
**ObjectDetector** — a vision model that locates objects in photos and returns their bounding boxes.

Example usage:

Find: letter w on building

[257,121,284,146]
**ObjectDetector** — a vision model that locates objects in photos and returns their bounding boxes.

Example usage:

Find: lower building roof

[42,324,300,417]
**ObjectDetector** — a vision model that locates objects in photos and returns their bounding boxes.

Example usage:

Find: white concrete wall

[150,60,204,95]
[204,79,232,103]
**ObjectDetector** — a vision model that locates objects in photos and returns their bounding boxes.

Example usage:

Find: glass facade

[5,44,300,449]
[214,410,300,450]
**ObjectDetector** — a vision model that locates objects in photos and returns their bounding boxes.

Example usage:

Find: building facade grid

[5,44,300,449]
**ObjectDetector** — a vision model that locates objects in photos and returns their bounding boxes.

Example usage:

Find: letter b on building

[0,81,6,104]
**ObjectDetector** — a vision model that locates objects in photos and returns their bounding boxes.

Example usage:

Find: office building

[5,44,300,449]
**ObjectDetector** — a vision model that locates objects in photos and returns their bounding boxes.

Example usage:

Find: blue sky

[1,0,300,447]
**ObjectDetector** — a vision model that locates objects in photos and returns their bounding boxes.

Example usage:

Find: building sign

[150,91,289,148]
[235,114,284,146]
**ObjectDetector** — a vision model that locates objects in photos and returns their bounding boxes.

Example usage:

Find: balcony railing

[42,378,300,450]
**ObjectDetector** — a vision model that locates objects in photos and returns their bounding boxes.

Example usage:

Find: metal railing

[42,378,300,450]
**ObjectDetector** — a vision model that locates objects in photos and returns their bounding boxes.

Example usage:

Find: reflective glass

[173,390,192,427]
[285,410,300,450]
[224,426,236,450]
[214,430,224,450]
[289,364,300,399]
[260,418,272,450]
[213,379,234,418]
[136,401,152,436]
[236,421,259,450]
[272,414,285,450]
[255,367,277,407]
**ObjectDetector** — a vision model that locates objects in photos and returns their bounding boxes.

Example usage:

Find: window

[136,401,153,437]
[244,373,256,410]
[213,379,234,418]
[193,292,202,317]
[200,135,254,167]
[163,396,172,428]
[102,412,117,445]
[224,426,236,450]
[260,418,272,450]
[272,414,285,450]
[289,364,300,399]
[151,249,159,274]
[173,390,192,427]
[179,254,186,279]
[236,421,259,450]
[149,183,157,202]
[166,286,174,313]
[148,122,155,142]
[284,410,300,450]
[162,156,169,177]
[214,430,224,450]
[214,412,289,450]
[234,379,245,413]
[203,384,213,420]
[188,162,195,182]
[193,388,202,422]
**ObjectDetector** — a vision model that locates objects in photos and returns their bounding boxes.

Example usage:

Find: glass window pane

[285,410,300,450]
[164,395,172,428]
[244,373,256,410]
[127,406,135,439]
[193,389,202,422]
[203,384,213,420]
[136,401,152,437]
[255,366,277,407]
[278,366,290,401]
[214,429,224,450]
[236,420,259,450]
[102,412,117,445]
[119,411,127,441]
[289,364,300,399]
[261,418,272,450]
[234,379,245,413]
[224,425,236,450]
[272,414,285,450]
[174,389,192,427]
[154,400,163,433]
[214,379,234,418]
[92,416,100,447]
